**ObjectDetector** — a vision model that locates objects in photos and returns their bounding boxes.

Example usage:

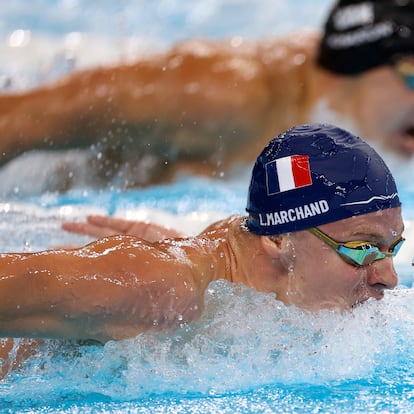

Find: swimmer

[0,0,414,188]
[0,124,404,351]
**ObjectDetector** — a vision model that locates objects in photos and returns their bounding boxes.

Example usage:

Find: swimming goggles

[393,57,414,90]
[307,227,405,267]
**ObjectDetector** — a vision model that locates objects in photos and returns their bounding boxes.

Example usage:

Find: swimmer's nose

[367,257,398,293]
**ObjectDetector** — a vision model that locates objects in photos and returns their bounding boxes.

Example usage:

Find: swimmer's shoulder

[257,29,321,70]
[258,29,320,53]
[199,215,245,235]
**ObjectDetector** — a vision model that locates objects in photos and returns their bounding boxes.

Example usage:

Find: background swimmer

[1,0,414,190]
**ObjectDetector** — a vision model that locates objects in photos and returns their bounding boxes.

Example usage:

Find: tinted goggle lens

[394,58,414,90]
[400,73,414,89]
[338,237,405,266]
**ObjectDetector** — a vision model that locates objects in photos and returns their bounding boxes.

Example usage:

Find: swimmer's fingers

[0,338,41,378]
[86,215,137,233]
[87,215,185,241]
[62,219,120,238]
[62,215,186,241]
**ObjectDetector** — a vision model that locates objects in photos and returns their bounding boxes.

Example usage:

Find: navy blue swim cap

[246,123,401,235]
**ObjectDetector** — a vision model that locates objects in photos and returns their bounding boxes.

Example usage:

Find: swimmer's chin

[284,292,384,311]
[310,292,385,311]
[291,300,353,312]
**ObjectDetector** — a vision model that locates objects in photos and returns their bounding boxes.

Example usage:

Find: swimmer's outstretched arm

[0,38,275,165]
[62,215,185,242]
[0,235,210,342]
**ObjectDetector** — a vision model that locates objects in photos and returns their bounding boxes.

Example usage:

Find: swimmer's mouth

[353,290,385,307]
[400,126,414,154]
[404,126,414,138]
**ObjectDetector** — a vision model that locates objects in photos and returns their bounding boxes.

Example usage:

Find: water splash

[3,281,414,406]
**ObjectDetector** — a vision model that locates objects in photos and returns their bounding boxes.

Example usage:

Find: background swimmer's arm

[62,215,185,242]
[0,39,272,165]
[0,236,204,342]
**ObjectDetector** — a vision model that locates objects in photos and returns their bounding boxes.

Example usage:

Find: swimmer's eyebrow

[347,227,404,244]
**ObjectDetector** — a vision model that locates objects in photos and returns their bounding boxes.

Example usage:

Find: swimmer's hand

[0,338,41,379]
[62,215,185,242]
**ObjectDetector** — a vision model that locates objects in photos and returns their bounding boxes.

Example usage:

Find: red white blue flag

[265,155,313,195]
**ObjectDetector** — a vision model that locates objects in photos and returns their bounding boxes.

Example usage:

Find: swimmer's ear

[260,235,287,259]
[261,234,295,271]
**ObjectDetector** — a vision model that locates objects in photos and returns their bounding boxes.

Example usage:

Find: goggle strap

[307,227,340,251]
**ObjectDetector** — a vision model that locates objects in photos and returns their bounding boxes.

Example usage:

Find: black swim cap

[246,123,401,235]
[318,0,414,75]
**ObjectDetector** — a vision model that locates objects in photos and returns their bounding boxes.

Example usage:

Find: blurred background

[0,0,333,91]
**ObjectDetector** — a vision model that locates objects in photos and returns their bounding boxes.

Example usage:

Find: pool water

[2,1,414,413]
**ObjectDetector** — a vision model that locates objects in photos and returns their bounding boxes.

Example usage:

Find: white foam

[4,280,414,403]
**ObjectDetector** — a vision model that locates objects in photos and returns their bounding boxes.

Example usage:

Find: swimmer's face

[281,208,404,311]
[347,61,414,157]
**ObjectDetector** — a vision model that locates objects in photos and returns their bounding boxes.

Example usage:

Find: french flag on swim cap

[247,124,401,236]
[265,155,313,195]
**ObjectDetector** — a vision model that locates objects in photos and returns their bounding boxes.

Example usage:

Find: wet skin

[280,208,403,310]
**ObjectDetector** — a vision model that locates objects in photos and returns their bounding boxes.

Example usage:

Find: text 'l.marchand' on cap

[246,123,401,235]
